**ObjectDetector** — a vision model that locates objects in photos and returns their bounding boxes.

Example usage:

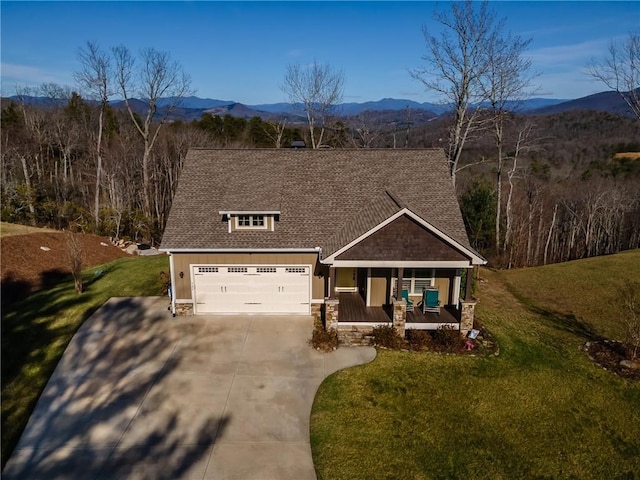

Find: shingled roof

[160,149,473,255]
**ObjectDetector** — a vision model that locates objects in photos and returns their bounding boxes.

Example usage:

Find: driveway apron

[3,296,376,480]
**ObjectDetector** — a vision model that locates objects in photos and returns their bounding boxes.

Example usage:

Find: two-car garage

[192,265,311,315]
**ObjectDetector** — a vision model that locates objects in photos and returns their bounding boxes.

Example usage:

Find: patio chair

[421,287,440,314]
[401,289,414,312]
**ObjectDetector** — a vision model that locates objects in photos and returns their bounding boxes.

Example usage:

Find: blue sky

[1,1,639,104]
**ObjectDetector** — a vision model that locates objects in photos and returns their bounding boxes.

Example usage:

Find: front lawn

[311,251,640,479]
[1,255,169,467]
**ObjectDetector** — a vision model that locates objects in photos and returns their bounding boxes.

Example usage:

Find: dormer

[219,211,280,233]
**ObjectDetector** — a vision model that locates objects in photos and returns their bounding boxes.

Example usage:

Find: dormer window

[220,210,279,232]
[236,215,266,229]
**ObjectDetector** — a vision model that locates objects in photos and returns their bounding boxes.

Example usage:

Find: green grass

[1,255,169,467]
[311,250,640,479]
[500,249,639,341]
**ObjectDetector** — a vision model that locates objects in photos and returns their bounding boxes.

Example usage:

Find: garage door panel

[192,265,310,314]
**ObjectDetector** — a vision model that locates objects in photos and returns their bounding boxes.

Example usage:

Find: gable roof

[160,148,476,260]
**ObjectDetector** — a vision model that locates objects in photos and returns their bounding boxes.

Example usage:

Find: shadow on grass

[503,282,604,343]
[1,257,170,470]
[527,305,605,343]
[0,272,32,307]
[2,297,225,479]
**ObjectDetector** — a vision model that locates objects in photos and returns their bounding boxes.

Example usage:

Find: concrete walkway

[3,297,376,480]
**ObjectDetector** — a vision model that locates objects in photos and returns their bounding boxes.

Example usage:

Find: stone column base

[175,303,194,316]
[325,298,339,331]
[392,297,406,337]
[459,299,477,336]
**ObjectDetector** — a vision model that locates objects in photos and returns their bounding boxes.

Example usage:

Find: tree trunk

[94,107,104,229]
[544,203,558,265]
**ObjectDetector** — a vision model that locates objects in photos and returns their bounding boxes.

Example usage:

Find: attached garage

[192,265,311,315]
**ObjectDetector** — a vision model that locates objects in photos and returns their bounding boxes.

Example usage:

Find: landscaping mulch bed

[585,340,640,380]
[1,232,129,304]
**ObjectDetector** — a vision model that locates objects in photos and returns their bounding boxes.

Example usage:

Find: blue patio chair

[401,289,414,312]
[421,287,440,314]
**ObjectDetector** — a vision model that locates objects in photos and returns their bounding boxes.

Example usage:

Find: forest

[1,91,639,269]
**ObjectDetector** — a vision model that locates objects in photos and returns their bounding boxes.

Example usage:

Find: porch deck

[337,292,460,327]
[338,292,392,323]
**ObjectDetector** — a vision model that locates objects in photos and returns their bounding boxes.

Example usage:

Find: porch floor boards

[337,292,460,324]
[406,305,459,324]
[338,292,392,323]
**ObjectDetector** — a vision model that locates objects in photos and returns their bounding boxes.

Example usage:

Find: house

[159,148,486,338]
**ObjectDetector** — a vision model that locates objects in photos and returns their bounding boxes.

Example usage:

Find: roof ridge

[385,189,406,209]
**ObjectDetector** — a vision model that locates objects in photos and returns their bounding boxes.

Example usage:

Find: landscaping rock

[620,359,640,370]
[125,244,139,255]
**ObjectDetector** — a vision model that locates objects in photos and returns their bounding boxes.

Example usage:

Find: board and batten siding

[172,252,325,300]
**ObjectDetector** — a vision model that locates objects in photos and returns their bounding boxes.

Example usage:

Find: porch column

[464,266,473,301]
[397,267,404,299]
[329,266,337,299]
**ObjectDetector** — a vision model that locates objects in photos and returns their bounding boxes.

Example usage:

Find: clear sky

[1,1,639,104]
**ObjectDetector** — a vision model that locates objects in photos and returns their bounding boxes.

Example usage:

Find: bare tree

[587,31,640,120]
[281,61,344,149]
[263,118,288,148]
[481,31,538,250]
[502,122,538,266]
[64,230,85,294]
[75,41,111,228]
[410,0,502,184]
[350,113,383,148]
[112,45,193,218]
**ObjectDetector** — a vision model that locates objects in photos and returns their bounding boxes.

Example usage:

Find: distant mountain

[334,98,443,116]
[247,102,296,114]
[5,90,632,121]
[528,90,638,118]
[156,96,235,109]
[203,102,273,119]
[110,98,149,113]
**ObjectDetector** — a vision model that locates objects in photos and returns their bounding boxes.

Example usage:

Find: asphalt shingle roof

[160,149,472,254]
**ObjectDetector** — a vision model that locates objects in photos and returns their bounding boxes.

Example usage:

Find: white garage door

[192,265,311,315]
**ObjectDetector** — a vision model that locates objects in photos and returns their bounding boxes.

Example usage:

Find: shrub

[431,325,464,352]
[406,329,433,351]
[371,325,405,349]
[310,325,339,352]
[621,281,640,360]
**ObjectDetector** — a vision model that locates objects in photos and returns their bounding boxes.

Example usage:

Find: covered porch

[318,209,485,340]
[337,292,461,330]
[322,264,475,337]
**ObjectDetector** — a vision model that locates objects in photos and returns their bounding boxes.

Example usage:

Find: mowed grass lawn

[1,255,169,467]
[311,250,640,479]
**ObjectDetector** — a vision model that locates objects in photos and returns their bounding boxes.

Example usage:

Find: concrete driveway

[3,297,376,480]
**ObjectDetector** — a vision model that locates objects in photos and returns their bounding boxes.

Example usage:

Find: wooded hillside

[1,95,638,268]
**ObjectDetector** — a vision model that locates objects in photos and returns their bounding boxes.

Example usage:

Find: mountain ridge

[4,90,637,121]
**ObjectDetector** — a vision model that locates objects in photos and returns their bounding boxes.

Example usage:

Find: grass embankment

[1,255,169,467]
[311,250,640,479]
[0,221,59,237]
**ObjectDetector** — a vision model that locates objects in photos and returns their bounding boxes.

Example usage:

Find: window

[235,214,267,230]
[285,267,307,274]
[197,267,219,273]
[393,269,435,296]
[256,267,277,273]
[228,267,248,273]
